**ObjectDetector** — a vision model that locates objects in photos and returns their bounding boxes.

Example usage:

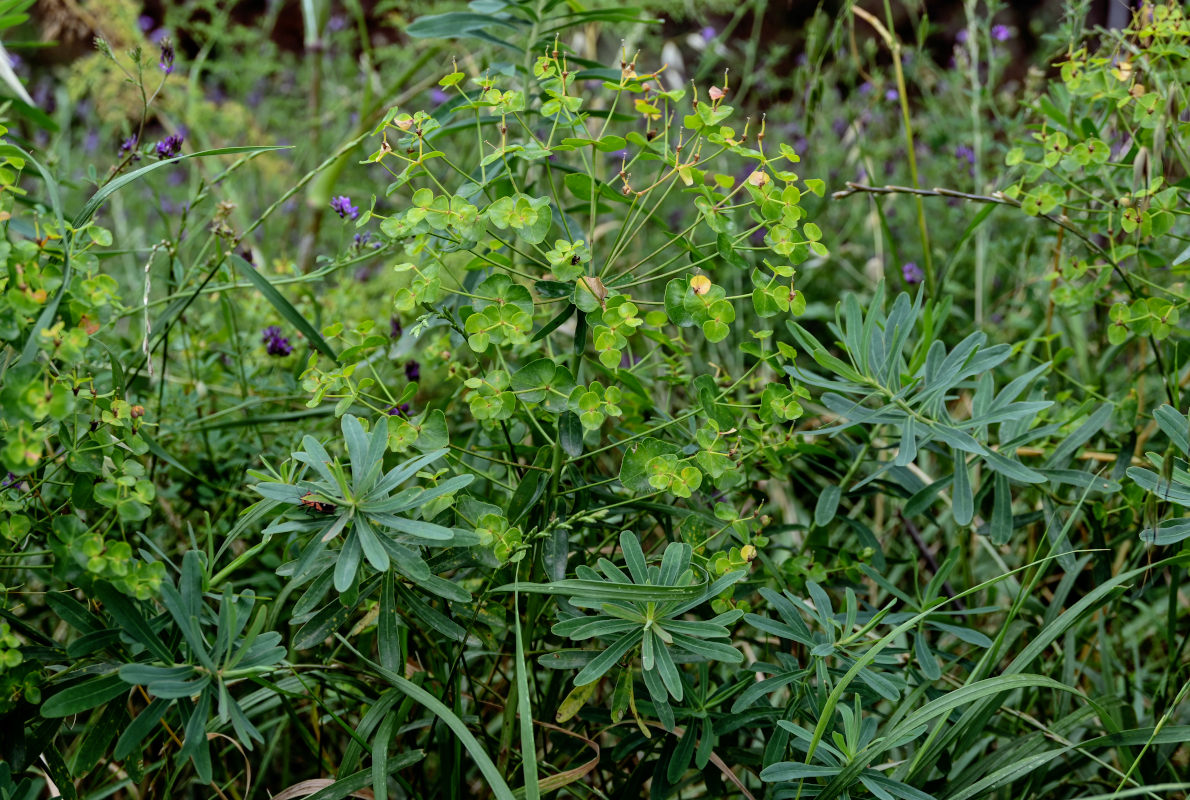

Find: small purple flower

[858,81,873,95]
[353,231,372,249]
[387,403,411,417]
[327,14,348,32]
[330,195,359,220]
[390,316,403,339]
[992,24,1011,42]
[138,15,156,32]
[261,325,292,356]
[700,26,717,42]
[404,360,420,382]
[885,88,899,102]
[430,87,450,106]
[155,133,183,159]
[159,38,175,74]
[84,129,99,153]
[956,28,969,44]
[119,134,138,154]
[901,262,924,285]
[1,472,19,490]
[608,148,630,162]
[955,144,976,176]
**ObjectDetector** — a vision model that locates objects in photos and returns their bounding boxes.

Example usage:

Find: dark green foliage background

[1,1,1188,798]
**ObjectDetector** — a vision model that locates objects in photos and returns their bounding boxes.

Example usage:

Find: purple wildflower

[84,129,99,153]
[159,38,175,74]
[955,144,976,176]
[404,360,420,382]
[138,15,155,32]
[700,26,717,42]
[858,81,873,95]
[353,231,372,249]
[330,195,359,220]
[885,88,899,102]
[901,262,924,285]
[390,316,403,339]
[956,28,969,44]
[262,326,292,356]
[387,403,411,417]
[992,24,1011,42]
[118,135,140,162]
[327,14,348,31]
[430,87,450,105]
[155,133,183,159]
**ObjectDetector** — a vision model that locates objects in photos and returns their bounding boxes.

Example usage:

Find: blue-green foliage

[1,1,1188,798]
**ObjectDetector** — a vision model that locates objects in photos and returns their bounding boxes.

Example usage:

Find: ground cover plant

[0,0,1188,798]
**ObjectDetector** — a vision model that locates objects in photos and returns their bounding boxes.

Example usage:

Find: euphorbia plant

[286,21,833,725]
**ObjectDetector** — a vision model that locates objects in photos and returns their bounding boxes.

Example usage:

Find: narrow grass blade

[334,635,517,800]
[514,576,540,800]
[230,254,338,361]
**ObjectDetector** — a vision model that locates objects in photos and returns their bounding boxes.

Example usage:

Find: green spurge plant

[251,414,474,595]
[2,1,1190,798]
[1000,3,1190,388]
[1127,404,1190,545]
[40,552,287,782]
[786,284,1121,546]
[521,531,745,728]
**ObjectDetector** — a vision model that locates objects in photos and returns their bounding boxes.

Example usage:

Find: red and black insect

[299,492,336,514]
